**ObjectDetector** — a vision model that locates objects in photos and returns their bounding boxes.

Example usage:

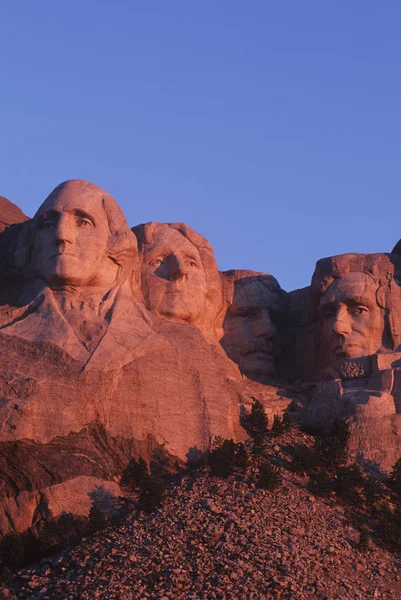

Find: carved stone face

[222,279,281,379]
[319,272,384,363]
[141,228,207,324]
[32,185,118,289]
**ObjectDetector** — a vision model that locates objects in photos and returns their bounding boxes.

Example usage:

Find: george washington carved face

[32,182,121,290]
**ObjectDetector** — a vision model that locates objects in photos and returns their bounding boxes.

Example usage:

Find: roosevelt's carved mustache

[241,339,275,356]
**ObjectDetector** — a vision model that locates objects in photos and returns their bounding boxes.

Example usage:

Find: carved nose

[168,256,188,281]
[55,216,74,245]
[253,311,276,339]
[332,308,352,336]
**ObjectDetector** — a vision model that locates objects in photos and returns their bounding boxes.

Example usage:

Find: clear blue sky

[1,1,400,291]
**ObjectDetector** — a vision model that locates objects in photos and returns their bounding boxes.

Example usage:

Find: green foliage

[233,442,249,470]
[281,411,292,430]
[150,445,171,477]
[246,400,268,438]
[209,438,236,478]
[376,501,401,551]
[257,460,282,491]
[139,475,166,512]
[307,472,335,497]
[0,565,11,585]
[0,533,25,568]
[122,457,149,490]
[363,476,381,509]
[272,414,285,435]
[357,530,369,552]
[290,444,321,474]
[335,464,365,504]
[251,434,267,462]
[314,436,347,471]
[89,504,108,532]
[390,457,401,495]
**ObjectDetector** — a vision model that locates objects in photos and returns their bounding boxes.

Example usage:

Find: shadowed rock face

[221,270,287,383]
[133,222,224,337]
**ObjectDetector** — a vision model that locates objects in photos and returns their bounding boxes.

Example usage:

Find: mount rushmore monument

[1,179,401,536]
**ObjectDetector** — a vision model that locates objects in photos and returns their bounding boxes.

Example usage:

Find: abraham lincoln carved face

[312,253,398,368]
[319,272,384,362]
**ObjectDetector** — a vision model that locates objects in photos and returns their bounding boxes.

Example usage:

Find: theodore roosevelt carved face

[221,272,285,381]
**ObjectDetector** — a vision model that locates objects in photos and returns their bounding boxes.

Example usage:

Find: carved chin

[154,295,204,324]
[240,352,275,376]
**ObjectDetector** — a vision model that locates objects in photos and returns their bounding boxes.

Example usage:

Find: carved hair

[222,269,285,305]
[133,222,224,336]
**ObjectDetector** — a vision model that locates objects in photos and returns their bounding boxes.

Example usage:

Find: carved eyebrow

[347,296,373,309]
[73,209,96,225]
[37,209,96,225]
[319,297,373,311]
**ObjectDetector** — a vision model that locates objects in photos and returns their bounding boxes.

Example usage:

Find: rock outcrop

[2,179,401,539]
[0,196,27,232]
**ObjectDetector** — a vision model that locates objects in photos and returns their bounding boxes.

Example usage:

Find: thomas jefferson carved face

[222,277,281,379]
[32,184,118,289]
[319,272,384,363]
[141,228,207,324]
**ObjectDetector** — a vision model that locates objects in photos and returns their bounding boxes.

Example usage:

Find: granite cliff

[1,180,401,541]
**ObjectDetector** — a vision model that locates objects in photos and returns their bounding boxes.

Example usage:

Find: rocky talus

[3,429,401,600]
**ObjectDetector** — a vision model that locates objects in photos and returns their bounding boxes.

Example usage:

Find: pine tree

[357,531,369,552]
[281,411,292,430]
[390,457,401,495]
[246,400,268,438]
[272,414,285,435]
[89,504,108,532]
[139,475,166,511]
[257,460,282,491]
[209,438,236,478]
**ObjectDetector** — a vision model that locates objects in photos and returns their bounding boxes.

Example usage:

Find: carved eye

[77,218,92,227]
[150,258,163,267]
[42,221,53,230]
[186,260,198,267]
[321,308,335,320]
[352,306,368,316]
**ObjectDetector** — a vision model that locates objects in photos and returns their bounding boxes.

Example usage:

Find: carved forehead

[36,181,109,223]
[232,279,281,311]
[144,227,201,258]
[320,272,377,306]
[311,252,398,297]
